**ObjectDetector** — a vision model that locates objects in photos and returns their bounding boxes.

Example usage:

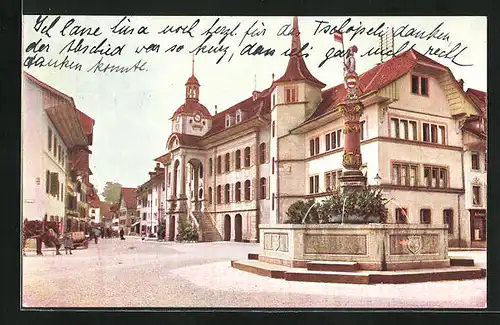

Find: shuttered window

[259,143,266,164]
[235,182,241,202]
[244,180,251,200]
[259,177,267,199]
[50,172,59,196]
[244,147,251,167]
[235,150,241,169]
[45,170,50,193]
[48,128,52,152]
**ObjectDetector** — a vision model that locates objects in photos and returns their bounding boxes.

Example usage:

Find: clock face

[194,114,201,122]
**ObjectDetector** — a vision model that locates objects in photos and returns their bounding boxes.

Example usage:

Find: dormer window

[284,86,298,103]
[225,114,235,127]
[411,75,428,96]
[236,110,241,123]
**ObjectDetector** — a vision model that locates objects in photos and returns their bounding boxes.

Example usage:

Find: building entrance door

[234,214,242,242]
[169,215,175,241]
[224,215,231,241]
[470,209,487,248]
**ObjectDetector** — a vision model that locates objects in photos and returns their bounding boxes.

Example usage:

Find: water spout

[341,196,348,224]
[301,202,318,224]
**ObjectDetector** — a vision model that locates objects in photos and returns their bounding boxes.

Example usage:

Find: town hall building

[153,17,487,248]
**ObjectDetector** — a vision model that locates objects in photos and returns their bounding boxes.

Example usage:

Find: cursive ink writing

[281,42,311,58]
[314,18,386,41]
[25,38,50,53]
[360,40,416,58]
[238,20,266,46]
[59,38,125,56]
[240,42,275,56]
[158,19,199,38]
[201,18,240,43]
[86,57,148,73]
[60,18,102,37]
[424,42,472,67]
[24,54,83,71]
[33,15,60,38]
[277,23,294,36]
[394,22,450,42]
[318,46,347,68]
[164,44,185,53]
[135,43,160,53]
[190,34,229,64]
[110,16,148,35]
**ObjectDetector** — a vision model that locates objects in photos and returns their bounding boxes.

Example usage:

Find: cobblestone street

[22,238,486,308]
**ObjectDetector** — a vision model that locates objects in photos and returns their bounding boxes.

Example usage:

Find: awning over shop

[131,221,140,227]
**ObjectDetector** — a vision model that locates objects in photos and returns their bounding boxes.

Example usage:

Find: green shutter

[46,170,50,193]
[50,172,58,195]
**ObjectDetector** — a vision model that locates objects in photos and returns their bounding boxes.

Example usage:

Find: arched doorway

[235,214,242,242]
[224,214,231,241]
[188,158,203,211]
[173,160,179,197]
[169,215,176,241]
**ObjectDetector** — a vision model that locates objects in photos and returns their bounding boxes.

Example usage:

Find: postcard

[21,15,487,309]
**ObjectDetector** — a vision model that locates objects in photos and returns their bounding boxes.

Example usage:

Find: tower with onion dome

[169,55,213,137]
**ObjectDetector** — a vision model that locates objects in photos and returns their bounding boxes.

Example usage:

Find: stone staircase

[192,211,222,242]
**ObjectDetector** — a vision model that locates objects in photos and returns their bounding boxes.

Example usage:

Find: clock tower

[170,55,212,136]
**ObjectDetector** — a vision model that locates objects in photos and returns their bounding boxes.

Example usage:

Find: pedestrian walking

[94,228,100,244]
[119,228,125,240]
[63,233,73,255]
[100,227,105,239]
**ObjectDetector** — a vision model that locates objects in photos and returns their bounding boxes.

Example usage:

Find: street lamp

[374,173,381,186]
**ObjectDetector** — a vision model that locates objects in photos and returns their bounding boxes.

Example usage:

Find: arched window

[259,143,266,164]
[260,177,267,199]
[199,163,203,178]
[208,158,213,176]
[235,150,241,169]
[225,152,230,172]
[217,185,222,204]
[235,182,241,202]
[217,156,222,174]
[244,180,251,200]
[244,147,251,167]
[225,184,230,203]
[208,187,212,204]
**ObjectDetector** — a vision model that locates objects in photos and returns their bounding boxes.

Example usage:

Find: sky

[22,16,487,195]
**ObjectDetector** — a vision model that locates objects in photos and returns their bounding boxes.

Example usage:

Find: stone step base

[286,269,369,284]
[306,261,359,272]
[248,253,259,260]
[231,260,486,284]
[231,260,290,279]
[450,257,475,267]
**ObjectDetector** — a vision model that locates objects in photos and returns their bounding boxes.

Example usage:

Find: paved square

[22,238,486,308]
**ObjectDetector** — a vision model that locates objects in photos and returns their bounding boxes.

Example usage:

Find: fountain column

[338,45,367,191]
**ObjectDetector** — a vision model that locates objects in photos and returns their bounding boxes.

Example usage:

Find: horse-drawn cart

[70,231,89,249]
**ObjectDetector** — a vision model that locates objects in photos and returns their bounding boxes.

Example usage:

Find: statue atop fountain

[338,45,367,191]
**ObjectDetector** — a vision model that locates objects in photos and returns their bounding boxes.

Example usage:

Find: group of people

[88,226,126,243]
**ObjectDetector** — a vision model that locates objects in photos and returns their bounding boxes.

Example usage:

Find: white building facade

[22,73,90,231]
[153,17,486,247]
[137,164,165,237]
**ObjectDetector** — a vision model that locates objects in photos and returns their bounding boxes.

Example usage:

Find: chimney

[458,79,464,89]
[214,105,218,114]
